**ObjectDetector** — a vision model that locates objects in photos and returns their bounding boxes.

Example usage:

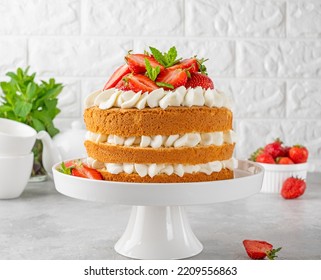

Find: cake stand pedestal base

[114,206,203,260]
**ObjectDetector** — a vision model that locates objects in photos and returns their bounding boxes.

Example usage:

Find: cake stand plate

[52,160,264,259]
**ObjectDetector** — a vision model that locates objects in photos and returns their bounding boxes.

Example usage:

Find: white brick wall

[0,0,320,170]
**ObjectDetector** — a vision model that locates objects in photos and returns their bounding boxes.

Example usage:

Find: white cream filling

[86,157,235,178]
[84,86,233,110]
[86,130,237,148]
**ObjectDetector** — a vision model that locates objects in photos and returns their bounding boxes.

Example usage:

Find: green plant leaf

[31,117,46,132]
[149,46,181,68]
[145,58,160,81]
[26,82,37,100]
[13,100,32,118]
[156,82,174,89]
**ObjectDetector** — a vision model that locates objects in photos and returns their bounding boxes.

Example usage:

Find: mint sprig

[58,162,72,175]
[0,67,63,137]
[145,58,160,81]
[149,46,182,68]
[156,82,174,89]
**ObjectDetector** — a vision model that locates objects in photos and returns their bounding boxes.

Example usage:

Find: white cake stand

[52,159,264,260]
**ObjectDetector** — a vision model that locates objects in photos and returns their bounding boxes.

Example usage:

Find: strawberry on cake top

[84,46,236,183]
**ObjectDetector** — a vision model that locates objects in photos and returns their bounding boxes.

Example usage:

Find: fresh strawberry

[126,74,159,93]
[156,68,188,89]
[243,240,281,260]
[169,58,199,72]
[249,147,264,161]
[282,146,291,157]
[276,157,294,164]
[72,164,103,180]
[263,138,284,159]
[103,64,131,90]
[185,72,214,89]
[281,177,306,199]
[289,145,309,164]
[256,153,276,164]
[125,54,164,74]
[115,79,130,91]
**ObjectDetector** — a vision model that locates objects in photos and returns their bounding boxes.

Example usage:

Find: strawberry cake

[83,46,236,183]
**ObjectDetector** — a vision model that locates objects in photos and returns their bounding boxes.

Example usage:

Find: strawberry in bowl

[249,139,309,194]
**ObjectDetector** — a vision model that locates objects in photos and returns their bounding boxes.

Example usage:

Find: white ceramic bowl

[258,162,308,193]
[0,118,37,156]
[0,153,34,199]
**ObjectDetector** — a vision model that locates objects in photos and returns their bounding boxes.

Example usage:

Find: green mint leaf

[26,82,37,100]
[149,46,166,66]
[13,100,32,118]
[58,162,72,175]
[31,117,46,132]
[156,82,174,89]
[144,58,160,81]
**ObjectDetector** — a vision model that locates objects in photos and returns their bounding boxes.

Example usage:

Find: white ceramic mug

[0,118,37,156]
[0,153,34,199]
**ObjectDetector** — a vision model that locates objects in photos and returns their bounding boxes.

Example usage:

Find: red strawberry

[125,54,164,74]
[103,64,131,90]
[156,68,188,89]
[263,138,284,159]
[256,153,275,164]
[185,72,214,89]
[169,58,199,72]
[281,177,306,199]
[243,240,281,260]
[115,79,130,91]
[126,74,159,93]
[276,157,294,164]
[282,146,291,157]
[72,164,103,180]
[289,145,309,164]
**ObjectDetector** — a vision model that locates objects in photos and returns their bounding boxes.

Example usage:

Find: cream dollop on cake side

[84,86,233,110]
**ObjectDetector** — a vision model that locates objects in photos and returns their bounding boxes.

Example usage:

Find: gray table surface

[0,174,320,260]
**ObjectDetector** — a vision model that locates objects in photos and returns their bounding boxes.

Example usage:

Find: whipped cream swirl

[84,86,232,110]
[86,157,235,178]
[86,131,237,148]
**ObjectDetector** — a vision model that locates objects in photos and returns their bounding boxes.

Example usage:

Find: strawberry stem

[266,247,282,260]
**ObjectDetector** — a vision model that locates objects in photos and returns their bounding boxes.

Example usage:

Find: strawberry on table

[256,153,275,164]
[185,72,214,90]
[126,74,159,93]
[243,240,281,260]
[281,177,306,199]
[156,68,188,89]
[289,145,309,164]
[125,53,164,74]
[276,157,294,164]
[103,64,131,90]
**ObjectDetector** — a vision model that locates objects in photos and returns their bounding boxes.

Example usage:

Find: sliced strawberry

[156,68,188,89]
[103,64,131,90]
[72,165,103,180]
[115,79,130,91]
[127,74,159,93]
[243,240,281,260]
[125,54,164,74]
[185,72,214,89]
[169,58,199,72]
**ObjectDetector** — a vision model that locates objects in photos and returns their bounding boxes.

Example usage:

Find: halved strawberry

[115,79,130,91]
[243,240,281,260]
[156,68,188,89]
[72,164,103,180]
[103,64,131,90]
[126,74,159,93]
[125,54,164,74]
[185,72,214,89]
[169,58,199,72]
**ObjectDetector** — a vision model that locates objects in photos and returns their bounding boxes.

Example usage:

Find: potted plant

[0,67,63,181]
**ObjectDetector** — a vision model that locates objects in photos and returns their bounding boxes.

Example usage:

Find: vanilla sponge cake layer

[84,106,233,137]
[98,168,233,183]
[85,140,234,164]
